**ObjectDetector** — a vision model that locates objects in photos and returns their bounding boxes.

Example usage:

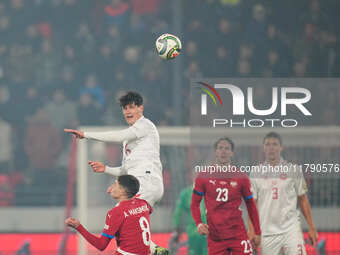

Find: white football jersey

[250,160,308,236]
[122,116,162,180]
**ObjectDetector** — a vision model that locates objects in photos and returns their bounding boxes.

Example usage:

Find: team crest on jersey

[230,181,237,187]
[209,180,216,185]
[104,224,109,230]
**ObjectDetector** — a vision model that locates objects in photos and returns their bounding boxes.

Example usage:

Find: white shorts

[261,224,306,255]
[135,174,164,207]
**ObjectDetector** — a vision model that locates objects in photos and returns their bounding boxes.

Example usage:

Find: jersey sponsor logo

[209,180,216,185]
[230,181,237,187]
[128,204,149,216]
[124,211,129,218]
[104,224,109,230]
[219,181,227,185]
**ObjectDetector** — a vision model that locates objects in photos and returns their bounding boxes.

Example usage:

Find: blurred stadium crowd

[0,0,339,206]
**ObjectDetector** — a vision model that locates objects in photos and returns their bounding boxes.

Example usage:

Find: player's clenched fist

[65,217,80,229]
[89,161,106,173]
[64,129,84,139]
[197,223,209,235]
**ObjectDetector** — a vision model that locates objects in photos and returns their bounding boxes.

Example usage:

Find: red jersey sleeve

[102,207,124,239]
[240,176,253,200]
[191,177,205,226]
[241,176,261,235]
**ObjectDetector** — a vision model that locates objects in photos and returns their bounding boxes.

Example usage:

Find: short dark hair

[214,137,235,152]
[117,175,140,198]
[263,132,282,145]
[119,91,143,108]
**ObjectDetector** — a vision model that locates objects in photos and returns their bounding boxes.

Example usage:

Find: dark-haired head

[214,137,235,165]
[214,137,235,152]
[117,175,140,198]
[119,91,143,108]
[263,132,282,145]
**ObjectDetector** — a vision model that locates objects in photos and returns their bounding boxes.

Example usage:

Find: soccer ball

[155,34,182,60]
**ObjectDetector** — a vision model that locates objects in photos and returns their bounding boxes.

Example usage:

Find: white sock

[150,240,157,253]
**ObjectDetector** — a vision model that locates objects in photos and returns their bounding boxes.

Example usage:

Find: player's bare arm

[298,194,318,247]
[64,129,84,139]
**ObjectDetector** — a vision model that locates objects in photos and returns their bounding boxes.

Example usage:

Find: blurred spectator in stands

[104,0,130,27]
[45,89,78,133]
[103,90,125,126]
[184,61,203,79]
[293,22,324,76]
[261,49,288,77]
[80,74,105,108]
[244,4,268,71]
[0,85,12,123]
[35,39,60,92]
[96,42,115,90]
[121,46,142,90]
[0,115,12,172]
[128,14,148,45]
[217,0,243,23]
[21,87,41,122]
[299,0,331,33]
[236,59,252,77]
[293,61,307,77]
[59,44,80,98]
[244,4,267,46]
[106,24,122,54]
[8,42,35,85]
[74,23,96,67]
[24,24,41,53]
[131,0,160,15]
[24,108,62,171]
[77,92,103,126]
[0,11,9,78]
[0,175,14,206]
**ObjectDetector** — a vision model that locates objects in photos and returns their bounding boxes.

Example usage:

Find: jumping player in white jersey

[248,132,318,255]
[64,91,168,255]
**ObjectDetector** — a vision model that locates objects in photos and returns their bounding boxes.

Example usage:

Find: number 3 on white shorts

[241,240,253,254]
[139,216,151,246]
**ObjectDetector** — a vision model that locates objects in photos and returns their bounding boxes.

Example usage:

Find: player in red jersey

[191,137,261,255]
[66,175,152,255]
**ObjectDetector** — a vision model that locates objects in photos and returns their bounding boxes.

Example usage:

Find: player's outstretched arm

[82,128,137,143]
[65,217,110,251]
[88,161,124,176]
[64,129,84,139]
[298,194,318,247]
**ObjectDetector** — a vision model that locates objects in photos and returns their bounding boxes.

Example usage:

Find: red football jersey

[192,171,253,240]
[102,198,152,255]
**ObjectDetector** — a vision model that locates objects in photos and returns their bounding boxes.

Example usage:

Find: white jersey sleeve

[249,172,258,200]
[84,128,137,143]
[294,166,308,196]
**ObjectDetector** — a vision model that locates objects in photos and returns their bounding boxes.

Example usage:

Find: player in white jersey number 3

[248,132,318,255]
[64,91,168,255]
